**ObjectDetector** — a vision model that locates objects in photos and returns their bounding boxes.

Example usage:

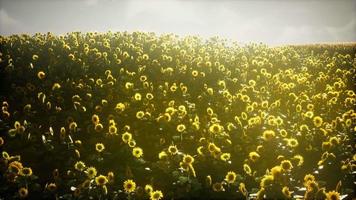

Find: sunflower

[261,100,269,108]
[86,167,97,179]
[286,138,299,148]
[282,186,291,198]
[262,130,275,141]
[292,154,304,167]
[207,88,214,95]
[212,182,224,192]
[91,114,100,125]
[192,70,199,77]
[280,160,293,171]
[220,153,231,162]
[313,116,323,127]
[303,174,315,185]
[191,147,202,159]
[108,125,117,135]
[18,187,28,198]
[168,145,178,155]
[225,171,237,184]
[14,121,21,130]
[206,107,214,116]
[136,111,145,119]
[8,161,23,174]
[95,175,108,186]
[145,184,153,194]
[239,182,247,196]
[209,123,222,134]
[271,166,283,180]
[95,143,105,153]
[107,171,114,183]
[134,93,142,101]
[37,71,46,79]
[248,151,260,162]
[146,93,154,100]
[329,136,340,146]
[128,140,136,148]
[20,167,32,177]
[46,183,57,192]
[183,154,194,164]
[176,124,186,132]
[95,123,104,132]
[32,54,39,60]
[150,190,163,200]
[69,121,78,132]
[123,179,136,193]
[260,175,274,188]
[2,151,10,160]
[280,129,288,137]
[115,103,126,112]
[304,111,314,118]
[122,132,132,143]
[208,142,218,153]
[74,161,86,171]
[306,180,319,192]
[132,147,143,158]
[243,164,252,176]
[125,82,134,90]
[205,175,212,186]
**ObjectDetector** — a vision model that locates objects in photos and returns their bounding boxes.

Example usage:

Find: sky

[0,0,355,45]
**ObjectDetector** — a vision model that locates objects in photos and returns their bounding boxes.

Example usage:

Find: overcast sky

[0,0,355,45]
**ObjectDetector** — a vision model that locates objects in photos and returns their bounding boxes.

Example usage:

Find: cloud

[0,8,23,35]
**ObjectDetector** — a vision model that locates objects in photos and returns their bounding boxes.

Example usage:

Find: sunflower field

[0,32,355,200]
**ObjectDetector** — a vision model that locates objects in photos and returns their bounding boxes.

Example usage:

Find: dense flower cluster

[0,32,355,199]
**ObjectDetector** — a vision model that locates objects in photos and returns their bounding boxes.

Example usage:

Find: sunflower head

[220,153,231,162]
[282,186,291,198]
[225,171,237,184]
[95,175,108,186]
[144,184,153,194]
[212,182,224,192]
[176,124,186,132]
[74,161,86,171]
[18,187,28,198]
[150,190,163,200]
[280,160,293,171]
[260,175,274,188]
[123,179,136,193]
[37,71,45,79]
[95,143,105,153]
[20,167,33,177]
[262,130,275,141]
[168,145,178,155]
[132,147,143,158]
[108,125,117,135]
[86,167,97,179]
[249,151,260,162]
[313,116,323,127]
[122,132,132,143]
[183,154,194,164]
